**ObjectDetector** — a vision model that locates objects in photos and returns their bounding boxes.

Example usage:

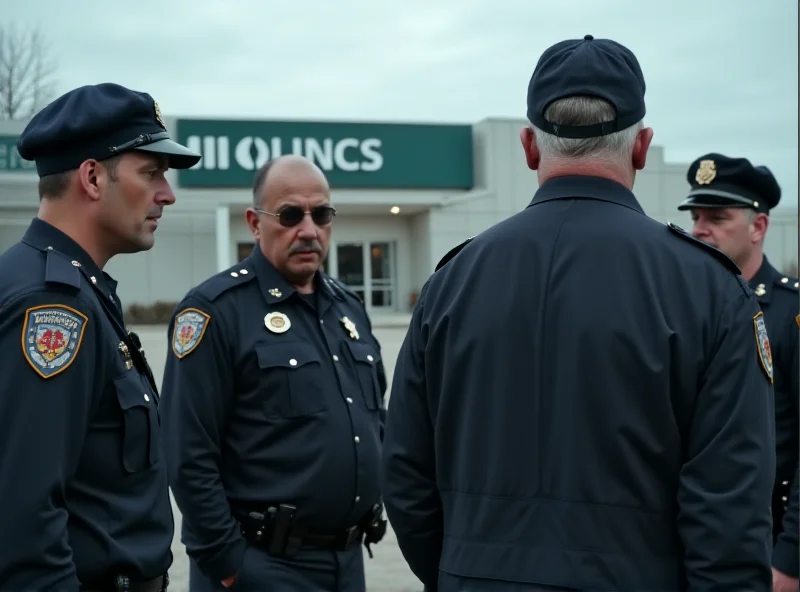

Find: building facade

[1,116,797,316]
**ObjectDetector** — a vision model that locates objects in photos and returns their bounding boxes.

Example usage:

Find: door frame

[327,240,398,312]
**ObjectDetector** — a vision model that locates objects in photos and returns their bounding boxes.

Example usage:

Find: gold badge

[695,159,716,185]
[119,341,133,371]
[753,311,773,383]
[154,100,165,129]
[341,316,359,340]
[754,283,766,297]
[265,312,291,334]
[795,313,800,329]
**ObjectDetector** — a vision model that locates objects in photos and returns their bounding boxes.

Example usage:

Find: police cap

[17,82,201,176]
[677,153,781,214]
[527,34,646,139]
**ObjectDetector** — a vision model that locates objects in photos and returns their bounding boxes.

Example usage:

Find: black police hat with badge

[17,82,201,176]
[677,153,781,214]
[527,34,646,139]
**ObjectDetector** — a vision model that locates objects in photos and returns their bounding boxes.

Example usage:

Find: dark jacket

[381,175,775,592]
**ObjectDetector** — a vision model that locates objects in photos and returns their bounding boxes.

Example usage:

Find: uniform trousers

[188,545,365,592]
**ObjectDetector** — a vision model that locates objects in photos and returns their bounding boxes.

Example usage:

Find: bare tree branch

[0,22,58,120]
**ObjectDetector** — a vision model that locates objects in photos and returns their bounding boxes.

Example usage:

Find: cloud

[6,0,797,207]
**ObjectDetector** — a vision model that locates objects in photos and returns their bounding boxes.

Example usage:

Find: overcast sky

[7,0,799,211]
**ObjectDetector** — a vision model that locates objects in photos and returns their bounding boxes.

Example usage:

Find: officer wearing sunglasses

[161,154,388,592]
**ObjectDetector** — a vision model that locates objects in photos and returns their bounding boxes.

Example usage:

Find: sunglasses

[255,205,337,228]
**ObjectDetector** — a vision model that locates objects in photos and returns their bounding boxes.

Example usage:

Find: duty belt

[236,502,386,558]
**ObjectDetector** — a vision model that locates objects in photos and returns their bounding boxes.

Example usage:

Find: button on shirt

[161,246,387,582]
[0,218,172,590]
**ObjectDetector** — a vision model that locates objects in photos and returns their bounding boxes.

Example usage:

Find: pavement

[131,323,423,592]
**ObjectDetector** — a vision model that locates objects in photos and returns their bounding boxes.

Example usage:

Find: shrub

[124,301,179,325]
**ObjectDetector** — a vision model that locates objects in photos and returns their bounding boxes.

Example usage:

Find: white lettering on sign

[186,135,383,173]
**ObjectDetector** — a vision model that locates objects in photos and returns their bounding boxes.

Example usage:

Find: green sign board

[176,119,474,189]
[0,135,35,172]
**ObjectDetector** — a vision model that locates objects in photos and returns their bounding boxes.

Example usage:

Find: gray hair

[530,96,643,163]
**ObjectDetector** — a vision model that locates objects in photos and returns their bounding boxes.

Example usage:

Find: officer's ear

[750,212,769,244]
[245,207,262,240]
[631,127,654,171]
[520,127,540,171]
[76,159,103,202]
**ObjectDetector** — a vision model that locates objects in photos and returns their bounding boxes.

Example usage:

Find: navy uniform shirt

[381,176,776,592]
[0,218,173,590]
[749,258,800,576]
[161,245,387,581]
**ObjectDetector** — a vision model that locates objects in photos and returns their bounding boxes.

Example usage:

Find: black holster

[359,503,387,558]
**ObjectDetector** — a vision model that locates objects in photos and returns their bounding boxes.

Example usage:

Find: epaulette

[326,276,362,303]
[773,275,799,292]
[667,222,741,275]
[196,263,257,302]
[435,236,475,272]
[44,248,82,290]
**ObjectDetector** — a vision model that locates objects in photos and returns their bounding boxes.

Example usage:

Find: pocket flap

[256,342,321,370]
[345,341,381,364]
[113,373,152,409]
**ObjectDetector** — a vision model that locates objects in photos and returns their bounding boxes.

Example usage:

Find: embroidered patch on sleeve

[753,311,774,383]
[171,308,211,359]
[796,313,800,329]
[22,304,88,379]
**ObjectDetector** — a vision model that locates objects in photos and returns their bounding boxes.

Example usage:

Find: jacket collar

[527,175,645,216]
[750,256,781,303]
[246,243,340,306]
[22,217,112,289]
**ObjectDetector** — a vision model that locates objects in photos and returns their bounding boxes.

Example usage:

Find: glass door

[335,242,366,302]
[369,241,395,311]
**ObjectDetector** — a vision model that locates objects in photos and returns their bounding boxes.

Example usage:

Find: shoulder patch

[435,236,475,272]
[753,311,774,383]
[171,307,211,359]
[22,304,88,379]
[796,313,800,329]
[197,266,256,301]
[667,222,741,275]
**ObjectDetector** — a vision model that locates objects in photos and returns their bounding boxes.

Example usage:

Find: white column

[215,205,231,272]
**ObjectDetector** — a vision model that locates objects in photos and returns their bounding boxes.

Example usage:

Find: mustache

[289,240,322,254]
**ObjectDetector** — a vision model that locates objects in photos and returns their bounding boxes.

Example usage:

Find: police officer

[0,83,201,590]
[677,155,799,590]
[381,35,775,592]
[161,154,388,592]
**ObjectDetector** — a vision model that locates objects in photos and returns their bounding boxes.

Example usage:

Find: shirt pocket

[345,341,383,411]
[255,342,326,418]
[113,372,159,473]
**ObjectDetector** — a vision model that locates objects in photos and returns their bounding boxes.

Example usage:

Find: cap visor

[135,138,201,169]
[677,194,752,211]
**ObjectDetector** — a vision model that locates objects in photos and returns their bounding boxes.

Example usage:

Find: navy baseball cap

[677,153,781,214]
[527,35,646,139]
[17,82,201,176]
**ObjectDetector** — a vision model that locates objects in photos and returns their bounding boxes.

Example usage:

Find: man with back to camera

[161,154,388,592]
[677,156,799,592]
[380,34,776,592]
[0,83,201,591]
